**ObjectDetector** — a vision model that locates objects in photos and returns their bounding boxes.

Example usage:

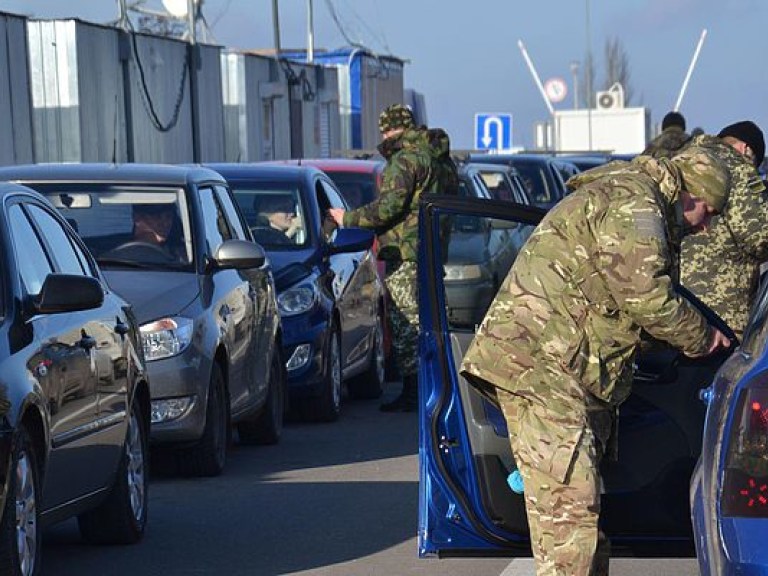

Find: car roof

[204,162,326,181]
[265,158,384,174]
[0,163,226,186]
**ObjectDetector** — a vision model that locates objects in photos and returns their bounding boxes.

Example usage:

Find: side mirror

[214,239,266,270]
[329,228,374,255]
[35,274,104,314]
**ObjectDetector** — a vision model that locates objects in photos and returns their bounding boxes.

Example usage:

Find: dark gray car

[0,164,284,477]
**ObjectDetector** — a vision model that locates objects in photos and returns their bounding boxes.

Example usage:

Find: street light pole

[570,60,580,110]
[307,0,314,63]
[585,0,593,150]
[272,0,282,54]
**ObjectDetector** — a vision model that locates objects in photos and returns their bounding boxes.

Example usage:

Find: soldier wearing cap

[460,147,731,576]
[643,111,691,159]
[328,104,459,412]
[680,120,768,338]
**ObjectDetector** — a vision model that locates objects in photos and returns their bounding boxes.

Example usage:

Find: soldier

[328,104,459,412]
[680,120,767,338]
[643,111,691,158]
[460,147,731,576]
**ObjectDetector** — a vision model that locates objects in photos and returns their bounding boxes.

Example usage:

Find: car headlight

[140,317,194,361]
[278,284,317,317]
[443,264,484,281]
[721,383,768,517]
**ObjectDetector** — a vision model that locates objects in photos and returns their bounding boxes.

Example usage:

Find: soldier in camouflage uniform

[460,147,732,576]
[328,104,459,412]
[680,120,767,338]
[643,111,691,159]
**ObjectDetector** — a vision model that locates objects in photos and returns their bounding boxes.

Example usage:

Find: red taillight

[722,386,768,517]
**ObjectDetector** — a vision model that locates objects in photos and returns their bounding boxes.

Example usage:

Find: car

[415,192,735,558]
[468,153,581,210]
[206,163,384,422]
[0,182,151,574]
[461,162,532,205]
[691,275,768,575]
[0,164,284,478]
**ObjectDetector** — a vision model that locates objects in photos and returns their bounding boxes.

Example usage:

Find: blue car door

[417,195,733,556]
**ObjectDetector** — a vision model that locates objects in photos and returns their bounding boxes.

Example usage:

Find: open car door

[417,195,735,556]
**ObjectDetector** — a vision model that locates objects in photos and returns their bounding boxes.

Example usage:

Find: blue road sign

[474,113,513,150]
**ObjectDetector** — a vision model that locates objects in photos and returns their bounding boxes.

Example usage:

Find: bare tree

[602,36,633,105]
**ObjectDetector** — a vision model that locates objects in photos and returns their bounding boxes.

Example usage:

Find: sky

[4,0,768,150]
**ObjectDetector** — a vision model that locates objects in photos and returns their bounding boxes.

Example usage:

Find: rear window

[324,171,379,210]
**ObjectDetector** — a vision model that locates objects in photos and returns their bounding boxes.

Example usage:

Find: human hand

[706,328,731,354]
[328,207,345,226]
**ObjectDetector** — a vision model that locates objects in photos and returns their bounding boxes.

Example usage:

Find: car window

[199,186,233,254]
[325,172,378,209]
[8,204,53,295]
[513,162,552,205]
[231,182,308,249]
[317,179,343,241]
[213,184,247,240]
[39,186,194,268]
[478,170,515,202]
[26,203,90,276]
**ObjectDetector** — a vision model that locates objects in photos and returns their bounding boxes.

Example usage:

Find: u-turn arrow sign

[475,113,512,150]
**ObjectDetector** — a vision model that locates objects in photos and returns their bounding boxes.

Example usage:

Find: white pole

[674,29,707,112]
[517,40,555,116]
[187,0,196,44]
[307,0,314,63]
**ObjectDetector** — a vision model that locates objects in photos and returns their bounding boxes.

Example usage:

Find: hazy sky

[4,0,767,149]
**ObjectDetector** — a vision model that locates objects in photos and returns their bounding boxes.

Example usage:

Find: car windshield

[510,161,554,205]
[231,183,308,249]
[323,171,378,209]
[39,185,194,269]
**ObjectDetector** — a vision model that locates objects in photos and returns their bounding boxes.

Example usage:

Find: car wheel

[238,347,285,445]
[304,326,342,422]
[347,312,385,400]
[0,424,40,576]
[177,363,230,477]
[78,401,148,544]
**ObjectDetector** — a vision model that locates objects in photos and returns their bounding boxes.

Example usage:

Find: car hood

[102,270,200,324]
[445,232,488,264]
[267,249,317,290]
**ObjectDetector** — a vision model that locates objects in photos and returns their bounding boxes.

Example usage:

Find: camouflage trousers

[496,388,610,576]
[383,260,419,377]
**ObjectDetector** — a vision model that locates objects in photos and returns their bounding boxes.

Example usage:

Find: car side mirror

[213,239,266,270]
[328,228,374,255]
[34,274,104,314]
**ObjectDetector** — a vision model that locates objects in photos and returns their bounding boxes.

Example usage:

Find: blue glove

[507,469,524,494]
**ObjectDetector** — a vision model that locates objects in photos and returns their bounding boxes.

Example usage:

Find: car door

[7,199,117,507]
[214,183,272,405]
[198,185,259,412]
[318,177,377,369]
[417,194,734,556]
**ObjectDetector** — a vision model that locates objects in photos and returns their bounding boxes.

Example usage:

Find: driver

[253,195,303,242]
[127,203,184,261]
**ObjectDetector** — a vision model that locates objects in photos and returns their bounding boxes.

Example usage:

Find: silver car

[0,164,285,477]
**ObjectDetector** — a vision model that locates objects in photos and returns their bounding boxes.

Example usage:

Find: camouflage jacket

[460,156,712,411]
[643,126,691,159]
[680,134,768,337]
[342,127,459,262]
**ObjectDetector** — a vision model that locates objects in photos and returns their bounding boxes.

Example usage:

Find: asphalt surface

[40,381,700,575]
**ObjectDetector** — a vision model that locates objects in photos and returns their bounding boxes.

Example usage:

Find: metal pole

[517,40,555,116]
[117,0,128,29]
[272,0,282,54]
[585,0,593,150]
[187,0,196,44]
[570,60,580,110]
[674,29,707,112]
[307,0,314,63]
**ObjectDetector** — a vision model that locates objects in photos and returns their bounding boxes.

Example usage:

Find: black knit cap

[662,111,686,131]
[718,120,765,166]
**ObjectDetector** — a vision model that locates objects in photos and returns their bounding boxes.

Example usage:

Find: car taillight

[722,385,768,517]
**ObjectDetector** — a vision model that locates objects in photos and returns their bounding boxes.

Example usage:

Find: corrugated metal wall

[359,55,405,150]
[0,12,33,165]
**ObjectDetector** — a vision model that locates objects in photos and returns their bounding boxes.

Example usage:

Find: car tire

[237,347,285,445]
[177,363,230,477]
[78,401,149,544]
[0,423,41,576]
[304,325,342,422]
[347,312,385,400]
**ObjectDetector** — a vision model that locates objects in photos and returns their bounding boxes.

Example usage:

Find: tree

[602,36,633,105]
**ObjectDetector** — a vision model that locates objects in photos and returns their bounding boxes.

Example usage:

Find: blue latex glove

[507,469,524,494]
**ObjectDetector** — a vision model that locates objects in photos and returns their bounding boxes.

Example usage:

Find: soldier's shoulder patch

[632,211,665,239]
[748,176,767,194]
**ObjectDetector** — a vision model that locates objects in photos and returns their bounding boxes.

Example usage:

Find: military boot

[379,374,418,412]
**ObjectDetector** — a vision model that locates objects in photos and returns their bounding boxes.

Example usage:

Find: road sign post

[475,113,513,151]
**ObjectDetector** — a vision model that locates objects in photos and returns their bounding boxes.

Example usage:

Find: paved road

[41,382,700,575]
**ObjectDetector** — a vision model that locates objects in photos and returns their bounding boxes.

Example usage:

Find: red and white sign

[544,77,568,104]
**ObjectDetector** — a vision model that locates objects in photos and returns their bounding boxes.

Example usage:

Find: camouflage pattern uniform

[460,149,729,576]
[680,134,768,338]
[642,126,691,159]
[344,116,459,377]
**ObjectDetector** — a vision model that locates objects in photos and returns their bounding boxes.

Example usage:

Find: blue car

[207,164,385,422]
[417,193,734,557]
[691,276,768,575]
